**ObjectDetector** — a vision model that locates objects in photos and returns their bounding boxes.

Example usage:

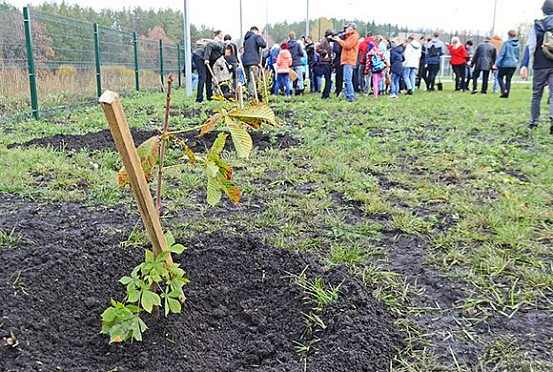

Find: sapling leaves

[225,116,253,159]
[199,113,223,136]
[166,231,187,254]
[101,300,147,343]
[102,230,190,343]
[141,290,161,313]
[227,104,278,130]
[204,133,241,206]
[118,136,160,187]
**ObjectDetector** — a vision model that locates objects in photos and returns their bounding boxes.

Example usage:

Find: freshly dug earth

[0,195,402,371]
[8,128,299,153]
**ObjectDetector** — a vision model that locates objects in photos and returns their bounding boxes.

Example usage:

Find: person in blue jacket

[521,0,553,133]
[389,39,405,98]
[495,30,520,98]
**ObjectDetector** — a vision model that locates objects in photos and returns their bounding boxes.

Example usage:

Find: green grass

[1,85,552,370]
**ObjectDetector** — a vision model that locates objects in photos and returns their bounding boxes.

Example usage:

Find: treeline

[1,0,490,69]
[0,1,215,45]
[269,17,486,45]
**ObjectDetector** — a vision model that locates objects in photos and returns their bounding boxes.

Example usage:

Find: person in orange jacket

[334,23,360,102]
[273,42,293,98]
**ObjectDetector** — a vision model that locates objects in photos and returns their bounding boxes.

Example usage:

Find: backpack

[428,44,439,58]
[370,53,385,73]
[541,20,553,60]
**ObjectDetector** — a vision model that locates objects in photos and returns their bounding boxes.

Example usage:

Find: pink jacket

[276,50,293,74]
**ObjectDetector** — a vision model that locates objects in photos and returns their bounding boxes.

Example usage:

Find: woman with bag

[447,37,468,91]
[366,36,390,100]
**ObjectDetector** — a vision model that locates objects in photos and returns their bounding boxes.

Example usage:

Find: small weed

[0,227,25,248]
[293,266,341,312]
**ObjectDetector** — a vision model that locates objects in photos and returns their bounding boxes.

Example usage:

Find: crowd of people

[187,0,553,134]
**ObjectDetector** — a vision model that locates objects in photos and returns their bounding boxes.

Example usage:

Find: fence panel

[31,10,96,110]
[137,38,162,92]
[98,26,135,94]
[0,8,30,120]
[163,44,180,87]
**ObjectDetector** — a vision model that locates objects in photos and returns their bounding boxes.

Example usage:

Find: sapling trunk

[152,74,174,324]
[156,74,173,215]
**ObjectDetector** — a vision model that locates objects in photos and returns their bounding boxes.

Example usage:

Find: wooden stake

[99,91,171,262]
[250,69,258,103]
[261,69,269,103]
[205,62,224,97]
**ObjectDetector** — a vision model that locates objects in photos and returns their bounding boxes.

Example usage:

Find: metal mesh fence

[98,26,136,94]
[1,7,185,120]
[137,38,161,92]
[32,10,96,109]
[0,8,29,118]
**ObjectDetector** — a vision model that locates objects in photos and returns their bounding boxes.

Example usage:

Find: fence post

[23,7,39,120]
[159,39,164,88]
[93,23,102,97]
[177,45,182,88]
[133,32,140,91]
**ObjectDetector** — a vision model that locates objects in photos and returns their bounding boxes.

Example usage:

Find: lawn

[0,84,551,371]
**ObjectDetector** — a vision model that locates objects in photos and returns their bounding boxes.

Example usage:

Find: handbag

[385,72,391,86]
[288,68,298,82]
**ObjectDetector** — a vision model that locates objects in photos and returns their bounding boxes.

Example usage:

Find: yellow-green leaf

[225,117,253,159]
[206,174,222,206]
[199,113,222,137]
[227,104,278,130]
[118,136,160,187]
[209,132,228,155]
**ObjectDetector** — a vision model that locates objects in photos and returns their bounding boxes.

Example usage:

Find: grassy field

[1,84,552,370]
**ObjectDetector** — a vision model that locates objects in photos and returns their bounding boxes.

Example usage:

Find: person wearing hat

[333,23,360,102]
[317,29,334,99]
[521,0,553,134]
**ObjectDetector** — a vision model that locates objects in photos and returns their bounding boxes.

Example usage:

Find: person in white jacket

[403,34,421,94]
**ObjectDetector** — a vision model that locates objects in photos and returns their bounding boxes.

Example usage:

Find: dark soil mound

[8,129,299,153]
[0,196,402,371]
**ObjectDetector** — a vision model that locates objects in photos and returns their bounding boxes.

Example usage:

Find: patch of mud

[8,129,300,153]
[0,195,402,371]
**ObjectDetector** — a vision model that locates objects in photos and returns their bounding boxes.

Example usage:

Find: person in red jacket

[357,32,375,94]
[447,37,468,91]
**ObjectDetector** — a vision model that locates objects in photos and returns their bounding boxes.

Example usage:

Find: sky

[8,0,546,38]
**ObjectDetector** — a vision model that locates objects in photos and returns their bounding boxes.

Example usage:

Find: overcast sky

[8,0,545,38]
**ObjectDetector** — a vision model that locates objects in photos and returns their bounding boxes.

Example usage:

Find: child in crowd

[274,42,293,98]
[366,36,390,99]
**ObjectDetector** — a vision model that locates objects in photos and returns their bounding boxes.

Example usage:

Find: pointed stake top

[99,90,119,105]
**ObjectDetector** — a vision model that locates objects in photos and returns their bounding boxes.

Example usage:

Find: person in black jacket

[305,35,317,93]
[471,37,497,94]
[192,40,209,103]
[242,26,267,100]
[333,41,343,97]
[521,0,553,133]
[416,37,427,88]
